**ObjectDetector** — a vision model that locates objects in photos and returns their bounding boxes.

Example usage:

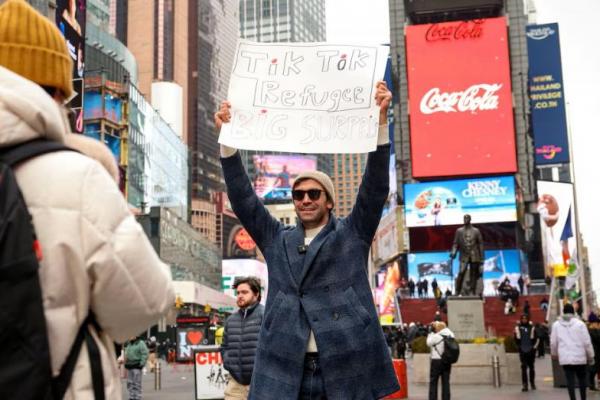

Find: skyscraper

[388,0,543,278]
[237,0,331,209]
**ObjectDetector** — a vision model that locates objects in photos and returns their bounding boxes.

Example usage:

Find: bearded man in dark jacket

[221,277,264,399]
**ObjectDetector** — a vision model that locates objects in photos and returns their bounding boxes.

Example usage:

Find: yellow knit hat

[0,0,73,98]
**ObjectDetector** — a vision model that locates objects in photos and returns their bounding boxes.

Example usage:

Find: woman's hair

[432,321,446,332]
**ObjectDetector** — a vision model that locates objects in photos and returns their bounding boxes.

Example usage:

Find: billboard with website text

[405,17,516,178]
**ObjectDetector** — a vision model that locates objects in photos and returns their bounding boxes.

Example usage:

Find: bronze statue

[450,214,484,296]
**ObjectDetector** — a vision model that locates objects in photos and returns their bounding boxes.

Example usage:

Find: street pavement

[122,356,600,399]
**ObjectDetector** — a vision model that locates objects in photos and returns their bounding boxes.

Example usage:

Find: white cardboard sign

[219,40,389,154]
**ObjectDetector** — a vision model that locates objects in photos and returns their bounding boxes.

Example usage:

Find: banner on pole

[219,40,389,153]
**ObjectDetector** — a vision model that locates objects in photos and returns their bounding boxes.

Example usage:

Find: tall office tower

[239,0,326,42]
[190,0,239,200]
[388,0,544,280]
[127,0,190,143]
[237,0,331,209]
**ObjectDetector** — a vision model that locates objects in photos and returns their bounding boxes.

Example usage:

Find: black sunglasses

[292,189,323,201]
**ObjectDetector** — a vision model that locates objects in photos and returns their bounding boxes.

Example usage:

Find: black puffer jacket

[221,302,264,385]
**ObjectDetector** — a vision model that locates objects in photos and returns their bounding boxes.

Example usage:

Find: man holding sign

[215,79,399,399]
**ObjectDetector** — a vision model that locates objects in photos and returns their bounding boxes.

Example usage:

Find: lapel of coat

[283,225,305,289]
[298,215,336,286]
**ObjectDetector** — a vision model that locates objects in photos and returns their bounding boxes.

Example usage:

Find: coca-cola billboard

[406,17,516,178]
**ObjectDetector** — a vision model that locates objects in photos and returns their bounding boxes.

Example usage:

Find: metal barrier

[154,360,162,390]
[492,355,501,387]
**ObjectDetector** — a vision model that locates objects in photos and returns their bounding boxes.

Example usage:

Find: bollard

[492,355,501,387]
[154,360,161,390]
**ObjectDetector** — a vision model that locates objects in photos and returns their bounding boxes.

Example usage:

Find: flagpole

[564,102,587,317]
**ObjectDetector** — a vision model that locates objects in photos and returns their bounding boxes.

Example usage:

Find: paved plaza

[121,356,600,399]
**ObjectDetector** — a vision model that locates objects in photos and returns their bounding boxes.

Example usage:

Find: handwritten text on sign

[219,41,389,153]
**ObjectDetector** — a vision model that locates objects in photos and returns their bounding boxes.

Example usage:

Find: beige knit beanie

[293,170,336,208]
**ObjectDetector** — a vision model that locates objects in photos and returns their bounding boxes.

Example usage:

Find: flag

[418,260,453,277]
[560,206,578,276]
[483,254,503,273]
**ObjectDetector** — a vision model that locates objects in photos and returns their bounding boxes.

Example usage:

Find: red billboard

[406,17,517,178]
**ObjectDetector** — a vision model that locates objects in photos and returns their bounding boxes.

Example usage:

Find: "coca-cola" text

[419,84,503,114]
[425,20,484,42]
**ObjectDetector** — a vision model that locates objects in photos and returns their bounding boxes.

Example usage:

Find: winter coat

[221,303,264,385]
[221,144,399,400]
[0,66,175,399]
[427,327,455,360]
[514,322,538,354]
[124,339,149,369]
[551,315,594,365]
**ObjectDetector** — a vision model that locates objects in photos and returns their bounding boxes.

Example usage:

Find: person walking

[514,314,539,391]
[215,81,399,399]
[409,278,416,298]
[551,303,595,400]
[427,321,455,400]
[221,277,264,400]
[518,275,525,294]
[124,336,149,400]
[587,313,600,391]
[523,300,531,317]
[0,1,174,398]
[146,337,158,373]
[423,278,430,298]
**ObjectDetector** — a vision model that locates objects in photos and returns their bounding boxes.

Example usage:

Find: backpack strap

[0,139,76,167]
[52,315,105,400]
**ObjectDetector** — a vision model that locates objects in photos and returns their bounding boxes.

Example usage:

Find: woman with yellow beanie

[0,1,175,399]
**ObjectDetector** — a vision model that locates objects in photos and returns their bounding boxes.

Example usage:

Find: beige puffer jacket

[0,66,175,399]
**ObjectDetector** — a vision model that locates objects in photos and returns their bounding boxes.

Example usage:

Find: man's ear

[327,201,333,211]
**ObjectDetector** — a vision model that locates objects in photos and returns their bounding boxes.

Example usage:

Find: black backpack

[435,335,460,365]
[0,140,105,400]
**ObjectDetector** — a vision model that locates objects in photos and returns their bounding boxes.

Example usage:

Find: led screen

[252,155,317,200]
[407,249,524,296]
[405,17,517,177]
[404,176,516,227]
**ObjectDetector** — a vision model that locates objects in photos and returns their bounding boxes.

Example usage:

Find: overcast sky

[326,0,600,291]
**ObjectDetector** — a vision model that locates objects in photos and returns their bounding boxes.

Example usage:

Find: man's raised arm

[346,81,392,243]
[216,101,280,250]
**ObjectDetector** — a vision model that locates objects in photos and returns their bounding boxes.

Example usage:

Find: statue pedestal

[447,296,485,340]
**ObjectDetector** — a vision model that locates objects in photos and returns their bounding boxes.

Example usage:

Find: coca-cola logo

[420,84,502,114]
[426,20,484,42]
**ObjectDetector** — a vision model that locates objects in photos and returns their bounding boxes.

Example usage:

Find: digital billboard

[84,91,123,123]
[405,17,517,178]
[536,181,578,284]
[252,155,317,200]
[56,0,86,133]
[407,249,524,296]
[374,261,401,323]
[404,176,517,227]
[526,24,570,165]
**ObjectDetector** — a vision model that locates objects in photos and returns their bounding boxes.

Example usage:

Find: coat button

[332,312,339,320]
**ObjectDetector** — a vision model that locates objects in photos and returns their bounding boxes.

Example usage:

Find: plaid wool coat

[221,144,399,400]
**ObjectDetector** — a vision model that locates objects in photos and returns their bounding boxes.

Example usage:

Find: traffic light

[175,295,184,309]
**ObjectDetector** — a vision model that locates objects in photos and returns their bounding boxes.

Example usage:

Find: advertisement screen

[252,155,317,200]
[407,249,523,296]
[536,181,578,283]
[405,17,516,178]
[404,176,516,227]
[374,261,401,323]
[526,24,570,165]
[56,0,86,133]
[83,91,123,123]
[176,326,210,362]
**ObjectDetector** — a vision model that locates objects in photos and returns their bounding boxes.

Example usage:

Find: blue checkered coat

[221,144,399,399]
